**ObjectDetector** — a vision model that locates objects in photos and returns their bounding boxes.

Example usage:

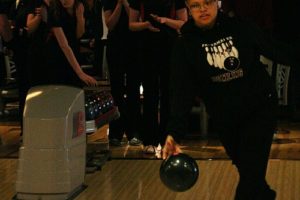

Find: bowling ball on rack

[159,153,199,192]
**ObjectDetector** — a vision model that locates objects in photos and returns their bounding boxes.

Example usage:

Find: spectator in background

[26,0,50,87]
[129,0,188,154]
[103,0,143,147]
[7,0,32,136]
[42,0,97,87]
[80,0,104,77]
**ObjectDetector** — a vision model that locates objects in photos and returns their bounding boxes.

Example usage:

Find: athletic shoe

[128,137,143,146]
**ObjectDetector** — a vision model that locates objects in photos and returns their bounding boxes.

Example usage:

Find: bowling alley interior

[1,73,300,200]
[1,1,300,200]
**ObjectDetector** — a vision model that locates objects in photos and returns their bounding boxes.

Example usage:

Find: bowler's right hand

[162,135,182,160]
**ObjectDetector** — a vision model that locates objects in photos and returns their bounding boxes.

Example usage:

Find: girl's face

[59,0,74,9]
[186,0,218,29]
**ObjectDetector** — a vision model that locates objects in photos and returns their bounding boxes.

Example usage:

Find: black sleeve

[0,0,14,15]
[221,0,235,13]
[0,1,7,14]
[7,1,16,20]
[28,0,41,14]
[128,0,140,11]
[166,37,196,143]
[102,0,116,11]
[175,0,186,10]
[246,20,300,66]
[47,4,61,28]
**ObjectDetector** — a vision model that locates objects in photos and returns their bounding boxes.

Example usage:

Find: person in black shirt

[103,0,143,147]
[43,0,97,87]
[129,0,187,154]
[7,0,32,134]
[26,0,50,87]
[81,0,104,77]
[162,0,300,199]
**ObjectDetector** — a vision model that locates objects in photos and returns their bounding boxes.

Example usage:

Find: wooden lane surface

[0,159,299,200]
[2,123,300,160]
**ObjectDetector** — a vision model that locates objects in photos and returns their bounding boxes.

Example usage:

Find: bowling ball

[160,153,199,192]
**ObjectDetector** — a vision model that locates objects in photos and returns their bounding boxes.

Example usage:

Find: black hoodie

[166,13,300,142]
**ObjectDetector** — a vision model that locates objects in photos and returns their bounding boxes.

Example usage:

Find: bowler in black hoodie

[162,0,300,199]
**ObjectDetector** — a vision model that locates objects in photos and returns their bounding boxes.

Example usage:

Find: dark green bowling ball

[160,153,199,192]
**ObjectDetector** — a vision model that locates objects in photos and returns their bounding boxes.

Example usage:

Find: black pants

[93,39,104,77]
[0,51,6,86]
[140,44,171,146]
[216,94,277,200]
[106,39,140,141]
[288,65,300,121]
[11,38,30,132]
[126,53,143,140]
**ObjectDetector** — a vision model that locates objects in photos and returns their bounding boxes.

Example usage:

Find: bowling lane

[1,159,299,200]
[77,160,237,200]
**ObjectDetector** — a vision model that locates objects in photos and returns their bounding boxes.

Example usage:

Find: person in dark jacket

[162,0,300,199]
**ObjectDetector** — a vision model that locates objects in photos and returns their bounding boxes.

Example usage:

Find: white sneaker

[128,137,143,146]
[155,143,162,158]
[143,145,156,154]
